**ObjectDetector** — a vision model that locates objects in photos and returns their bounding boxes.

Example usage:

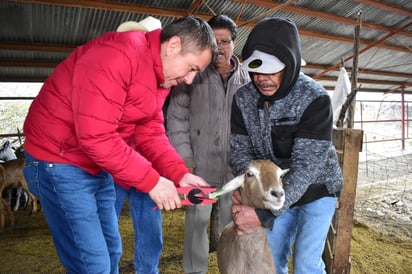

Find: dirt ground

[0,195,411,274]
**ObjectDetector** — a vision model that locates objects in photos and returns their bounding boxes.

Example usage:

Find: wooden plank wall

[324,128,363,274]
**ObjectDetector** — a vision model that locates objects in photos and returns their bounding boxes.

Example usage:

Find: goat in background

[0,140,17,161]
[0,140,28,211]
[215,160,288,274]
[0,165,14,231]
[0,140,38,231]
[0,159,39,231]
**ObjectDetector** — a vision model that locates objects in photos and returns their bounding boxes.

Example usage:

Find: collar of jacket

[146,29,164,85]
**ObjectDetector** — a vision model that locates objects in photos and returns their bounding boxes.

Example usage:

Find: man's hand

[231,190,261,236]
[231,189,242,204]
[178,173,210,188]
[148,174,209,210]
[149,176,181,211]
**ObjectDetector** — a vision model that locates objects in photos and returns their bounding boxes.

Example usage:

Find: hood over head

[242,17,301,105]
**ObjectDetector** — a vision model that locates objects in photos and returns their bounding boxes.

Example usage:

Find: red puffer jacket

[24,29,188,192]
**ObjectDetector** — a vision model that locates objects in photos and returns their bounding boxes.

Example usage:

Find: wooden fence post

[324,128,363,273]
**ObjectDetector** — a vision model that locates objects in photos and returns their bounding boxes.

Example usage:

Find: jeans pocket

[23,161,40,197]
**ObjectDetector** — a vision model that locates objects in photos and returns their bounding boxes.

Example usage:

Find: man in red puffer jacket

[23,15,217,274]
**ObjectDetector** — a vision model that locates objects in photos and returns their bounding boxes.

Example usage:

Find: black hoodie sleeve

[296,94,333,141]
[255,209,276,230]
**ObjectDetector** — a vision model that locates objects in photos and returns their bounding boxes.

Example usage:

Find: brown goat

[216,160,288,274]
[0,159,38,231]
[0,165,15,231]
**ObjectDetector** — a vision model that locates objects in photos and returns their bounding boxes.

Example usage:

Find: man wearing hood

[229,17,343,274]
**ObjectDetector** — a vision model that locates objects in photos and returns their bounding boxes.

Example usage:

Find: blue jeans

[115,185,162,274]
[267,197,337,274]
[23,152,122,274]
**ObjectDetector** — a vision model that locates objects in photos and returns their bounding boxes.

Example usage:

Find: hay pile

[0,204,411,273]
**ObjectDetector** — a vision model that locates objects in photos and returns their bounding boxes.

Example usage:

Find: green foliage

[0,101,31,135]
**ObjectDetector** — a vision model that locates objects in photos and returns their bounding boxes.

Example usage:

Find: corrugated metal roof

[0,0,411,94]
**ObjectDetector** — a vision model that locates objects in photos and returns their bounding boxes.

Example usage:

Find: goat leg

[0,198,15,231]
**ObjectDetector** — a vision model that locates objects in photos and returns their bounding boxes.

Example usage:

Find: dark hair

[161,15,218,62]
[207,15,238,41]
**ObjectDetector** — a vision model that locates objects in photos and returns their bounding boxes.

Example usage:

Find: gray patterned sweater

[231,18,343,228]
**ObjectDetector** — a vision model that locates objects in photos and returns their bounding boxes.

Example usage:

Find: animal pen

[0,10,410,273]
[0,84,411,273]
[0,1,411,273]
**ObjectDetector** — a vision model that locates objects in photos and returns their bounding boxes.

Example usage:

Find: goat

[0,165,15,231]
[0,140,18,161]
[215,160,288,274]
[0,140,28,211]
[0,159,38,231]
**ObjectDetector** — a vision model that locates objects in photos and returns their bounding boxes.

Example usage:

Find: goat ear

[280,168,290,178]
[220,174,244,193]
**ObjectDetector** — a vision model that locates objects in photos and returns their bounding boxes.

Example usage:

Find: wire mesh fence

[354,144,412,240]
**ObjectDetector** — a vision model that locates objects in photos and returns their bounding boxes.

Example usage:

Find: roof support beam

[10,0,412,45]
[0,42,74,53]
[308,75,412,87]
[2,60,410,80]
[11,0,188,17]
[304,64,411,79]
[313,21,412,79]
[353,0,412,17]
[232,0,412,38]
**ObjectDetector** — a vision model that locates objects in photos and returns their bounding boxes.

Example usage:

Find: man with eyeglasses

[166,15,250,274]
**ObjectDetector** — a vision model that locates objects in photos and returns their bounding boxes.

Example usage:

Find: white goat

[216,160,288,274]
[0,140,17,161]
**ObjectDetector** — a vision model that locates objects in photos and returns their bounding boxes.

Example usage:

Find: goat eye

[246,171,254,177]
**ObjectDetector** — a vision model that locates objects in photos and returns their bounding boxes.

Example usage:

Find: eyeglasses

[216,39,232,46]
